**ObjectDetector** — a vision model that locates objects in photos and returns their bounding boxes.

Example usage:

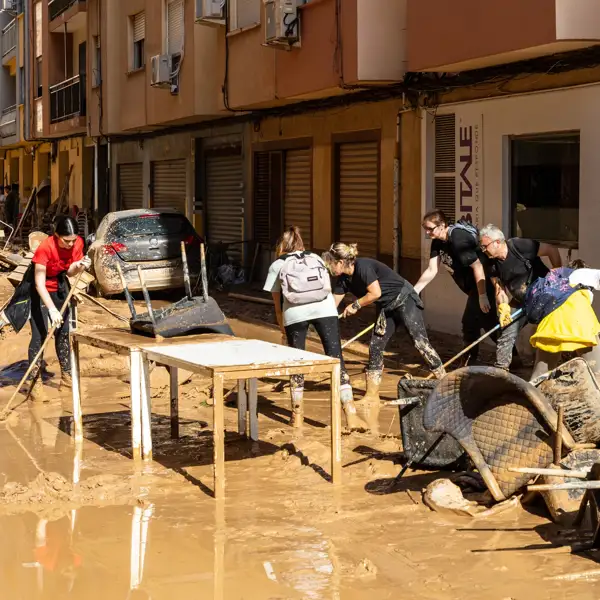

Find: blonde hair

[276,226,305,256]
[322,242,359,267]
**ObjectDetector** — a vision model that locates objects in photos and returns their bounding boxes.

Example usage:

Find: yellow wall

[249,99,422,260]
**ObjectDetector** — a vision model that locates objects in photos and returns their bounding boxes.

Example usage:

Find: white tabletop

[142,338,339,371]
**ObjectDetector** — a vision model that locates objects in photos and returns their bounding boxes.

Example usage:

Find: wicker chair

[423,366,575,502]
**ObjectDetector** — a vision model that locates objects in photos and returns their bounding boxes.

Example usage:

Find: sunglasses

[480,240,497,252]
[422,224,438,234]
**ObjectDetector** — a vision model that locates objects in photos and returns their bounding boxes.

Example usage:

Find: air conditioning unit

[264,0,300,47]
[196,0,225,25]
[150,54,173,88]
[1,0,16,12]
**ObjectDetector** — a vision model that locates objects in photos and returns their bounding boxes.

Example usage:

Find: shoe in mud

[59,372,73,392]
[29,378,47,404]
[357,370,382,404]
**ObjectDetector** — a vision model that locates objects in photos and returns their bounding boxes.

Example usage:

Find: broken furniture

[142,339,343,499]
[532,357,600,445]
[422,367,575,502]
[396,378,465,469]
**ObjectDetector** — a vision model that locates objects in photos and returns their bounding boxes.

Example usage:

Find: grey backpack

[279,252,331,305]
[448,218,479,241]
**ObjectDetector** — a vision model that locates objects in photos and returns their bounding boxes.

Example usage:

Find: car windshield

[110,214,193,238]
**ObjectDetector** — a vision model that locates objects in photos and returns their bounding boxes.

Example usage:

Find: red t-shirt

[32,235,84,292]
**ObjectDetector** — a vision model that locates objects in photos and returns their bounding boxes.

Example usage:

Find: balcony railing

[48,0,79,22]
[1,19,16,58]
[0,105,17,139]
[49,75,86,124]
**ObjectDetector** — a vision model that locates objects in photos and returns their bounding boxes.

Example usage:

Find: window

[35,58,42,98]
[166,0,184,55]
[92,36,101,86]
[228,0,261,32]
[18,67,24,104]
[131,12,145,71]
[510,132,580,246]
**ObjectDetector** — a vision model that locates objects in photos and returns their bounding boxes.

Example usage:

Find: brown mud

[0,277,598,599]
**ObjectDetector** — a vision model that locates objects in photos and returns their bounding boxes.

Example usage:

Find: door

[151,159,187,214]
[117,163,144,210]
[205,149,244,250]
[284,148,312,248]
[336,141,379,257]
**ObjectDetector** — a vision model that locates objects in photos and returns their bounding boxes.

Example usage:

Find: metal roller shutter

[253,151,270,245]
[205,152,244,249]
[167,0,184,55]
[284,148,312,248]
[151,159,187,213]
[434,113,456,222]
[337,141,379,257]
[117,163,143,210]
[133,12,146,43]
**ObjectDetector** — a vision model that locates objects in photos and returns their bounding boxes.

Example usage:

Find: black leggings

[368,294,443,373]
[285,316,349,389]
[29,292,71,375]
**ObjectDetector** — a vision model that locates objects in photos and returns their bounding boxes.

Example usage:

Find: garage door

[284,148,312,248]
[117,163,143,210]
[205,151,244,248]
[337,141,379,257]
[151,159,187,213]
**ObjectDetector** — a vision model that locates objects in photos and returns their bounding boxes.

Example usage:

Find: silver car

[89,209,202,296]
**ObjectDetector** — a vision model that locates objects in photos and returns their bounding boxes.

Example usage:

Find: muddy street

[0,276,598,599]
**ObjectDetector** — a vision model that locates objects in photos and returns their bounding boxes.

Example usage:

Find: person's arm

[334,294,345,308]
[414,257,439,294]
[493,278,509,307]
[538,242,562,268]
[271,292,285,333]
[34,263,62,327]
[471,259,490,313]
[342,280,382,318]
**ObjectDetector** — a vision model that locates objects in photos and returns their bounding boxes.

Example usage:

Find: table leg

[140,353,153,461]
[330,363,342,485]
[70,339,83,443]
[237,379,247,436]
[248,378,258,442]
[213,373,225,500]
[130,350,143,460]
[169,367,179,439]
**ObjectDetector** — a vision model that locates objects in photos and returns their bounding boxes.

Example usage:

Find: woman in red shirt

[29,216,90,402]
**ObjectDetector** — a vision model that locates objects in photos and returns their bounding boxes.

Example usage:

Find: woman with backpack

[322,243,446,432]
[263,226,367,432]
[526,260,600,380]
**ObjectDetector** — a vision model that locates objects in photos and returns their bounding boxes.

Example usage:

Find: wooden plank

[70,339,83,443]
[213,373,226,500]
[237,379,247,436]
[130,350,143,460]
[330,363,342,485]
[140,353,153,460]
[248,378,258,441]
[169,366,179,439]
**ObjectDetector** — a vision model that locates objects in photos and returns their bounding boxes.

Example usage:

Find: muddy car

[89,209,202,296]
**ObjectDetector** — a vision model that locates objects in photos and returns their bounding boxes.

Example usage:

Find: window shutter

[167,0,184,55]
[434,113,456,222]
[133,12,145,43]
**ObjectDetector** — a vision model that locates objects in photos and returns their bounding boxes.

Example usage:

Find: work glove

[75,256,92,270]
[48,307,63,328]
[479,294,491,314]
[498,303,512,328]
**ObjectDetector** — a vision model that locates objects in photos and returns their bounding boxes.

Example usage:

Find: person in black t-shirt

[479,224,562,370]
[414,210,496,365]
[323,243,445,432]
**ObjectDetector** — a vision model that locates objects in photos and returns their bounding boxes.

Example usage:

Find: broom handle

[200,244,209,303]
[0,270,86,419]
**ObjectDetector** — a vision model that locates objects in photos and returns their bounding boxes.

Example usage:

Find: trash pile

[396,361,600,548]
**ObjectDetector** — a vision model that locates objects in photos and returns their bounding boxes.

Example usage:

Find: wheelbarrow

[117,242,234,339]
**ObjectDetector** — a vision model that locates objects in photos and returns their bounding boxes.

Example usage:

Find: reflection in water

[128,504,154,599]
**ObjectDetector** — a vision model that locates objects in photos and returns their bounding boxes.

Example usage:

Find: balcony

[408,0,600,72]
[48,0,87,32]
[0,105,17,144]
[1,19,16,67]
[49,75,86,125]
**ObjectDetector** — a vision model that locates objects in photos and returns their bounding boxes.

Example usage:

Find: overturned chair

[423,367,575,502]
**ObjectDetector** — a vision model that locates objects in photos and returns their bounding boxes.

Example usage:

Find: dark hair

[54,215,79,237]
[568,258,587,270]
[3,185,9,191]
[422,210,448,227]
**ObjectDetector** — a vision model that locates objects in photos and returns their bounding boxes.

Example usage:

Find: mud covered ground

[0,276,598,599]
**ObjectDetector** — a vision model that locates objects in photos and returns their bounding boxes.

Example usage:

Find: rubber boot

[29,377,47,404]
[432,366,447,380]
[357,370,382,404]
[340,385,368,432]
[289,387,304,429]
[59,371,73,392]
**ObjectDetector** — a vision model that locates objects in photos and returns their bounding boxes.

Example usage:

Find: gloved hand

[75,256,92,271]
[498,303,512,328]
[479,293,491,313]
[48,307,63,328]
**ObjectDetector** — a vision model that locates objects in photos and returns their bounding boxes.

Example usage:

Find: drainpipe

[107,139,111,212]
[23,0,31,141]
[93,138,99,215]
[393,111,402,273]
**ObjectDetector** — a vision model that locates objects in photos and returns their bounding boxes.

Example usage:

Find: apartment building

[409,0,600,337]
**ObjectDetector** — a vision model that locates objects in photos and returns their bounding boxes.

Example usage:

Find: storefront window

[510,132,580,247]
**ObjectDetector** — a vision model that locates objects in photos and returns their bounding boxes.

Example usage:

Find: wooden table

[143,339,342,499]
[70,328,234,459]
